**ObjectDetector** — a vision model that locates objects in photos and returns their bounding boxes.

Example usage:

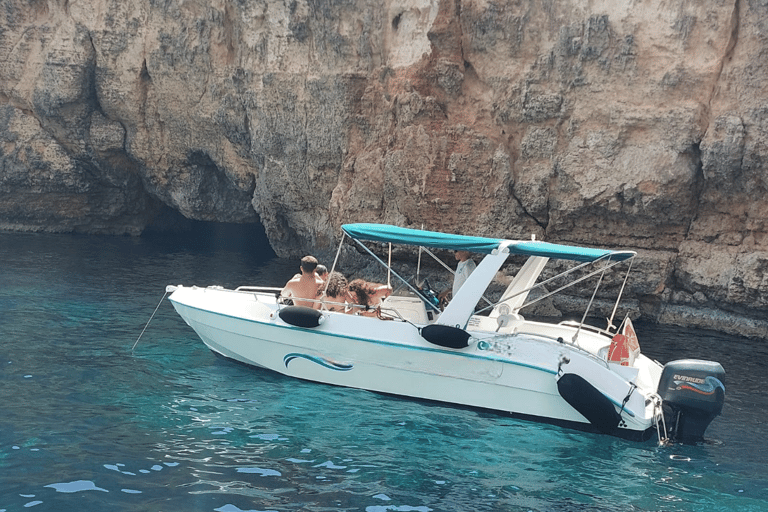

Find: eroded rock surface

[1,0,766,337]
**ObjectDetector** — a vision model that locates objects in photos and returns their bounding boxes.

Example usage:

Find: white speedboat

[167,223,725,443]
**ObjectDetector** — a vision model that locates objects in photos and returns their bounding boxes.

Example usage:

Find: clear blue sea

[1,229,767,512]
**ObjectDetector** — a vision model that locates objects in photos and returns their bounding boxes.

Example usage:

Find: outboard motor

[658,359,725,443]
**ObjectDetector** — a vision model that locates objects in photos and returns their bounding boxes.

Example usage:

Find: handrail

[276,295,324,307]
[377,305,408,322]
[475,253,634,316]
[491,330,612,370]
[235,286,283,293]
[558,320,615,338]
[347,236,442,313]
[276,293,396,319]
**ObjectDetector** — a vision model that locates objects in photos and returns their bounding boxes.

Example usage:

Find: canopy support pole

[607,257,633,333]
[349,237,441,312]
[323,231,347,297]
[419,247,494,307]
[475,253,633,316]
[572,259,611,344]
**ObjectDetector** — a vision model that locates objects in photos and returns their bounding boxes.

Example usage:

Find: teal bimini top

[342,223,504,254]
[341,223,635,263]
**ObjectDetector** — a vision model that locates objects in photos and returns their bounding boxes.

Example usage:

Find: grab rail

[274,293,408,322]
[235,286,283,293]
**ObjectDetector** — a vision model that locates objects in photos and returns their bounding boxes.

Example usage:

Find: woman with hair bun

[314,272,348,312]
[346,279,392,317]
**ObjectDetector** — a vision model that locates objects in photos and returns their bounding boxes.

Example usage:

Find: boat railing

[509,328,613,370]
[335,302,409,322]
[344,235,442,314]
[235,286,283,294]
[478,253,632,317]
[377,305,409,323]
[270,292,412,323]
[494,317,611,360]
[558,320,615,339]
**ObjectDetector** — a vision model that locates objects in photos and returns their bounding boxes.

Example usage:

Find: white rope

[132,291,168,352]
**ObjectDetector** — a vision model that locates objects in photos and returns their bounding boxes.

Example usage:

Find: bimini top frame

[342,223,635,263]
[331,224,637,328]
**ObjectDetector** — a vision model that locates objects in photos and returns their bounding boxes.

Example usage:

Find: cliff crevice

[1,0,767,337]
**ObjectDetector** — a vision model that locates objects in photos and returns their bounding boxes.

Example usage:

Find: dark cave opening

[141,204,275,261]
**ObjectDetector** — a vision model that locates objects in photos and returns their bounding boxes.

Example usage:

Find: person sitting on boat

[314,271,348,312]
[316,264,328,283]
[281,255,325,308]
[345,279,392,317]
[291,263,328,282]
[438,250,476,306]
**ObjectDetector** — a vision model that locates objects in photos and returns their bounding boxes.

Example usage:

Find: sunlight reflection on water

[1,231,767,512]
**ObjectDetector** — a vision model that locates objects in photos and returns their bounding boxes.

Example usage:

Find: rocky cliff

[1,0,766,337]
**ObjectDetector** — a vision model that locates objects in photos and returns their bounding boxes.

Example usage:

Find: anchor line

[132,291,168,353]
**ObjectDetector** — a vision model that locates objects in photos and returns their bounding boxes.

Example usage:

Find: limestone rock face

[1,0,767,336]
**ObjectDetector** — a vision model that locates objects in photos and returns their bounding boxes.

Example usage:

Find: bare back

[281,273,324,308]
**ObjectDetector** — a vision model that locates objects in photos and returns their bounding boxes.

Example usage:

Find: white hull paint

[163,224,726,442]
[168,285,662,438]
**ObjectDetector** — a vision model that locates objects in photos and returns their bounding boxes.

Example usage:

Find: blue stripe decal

[284,353,353,371]
[169,298,557,375]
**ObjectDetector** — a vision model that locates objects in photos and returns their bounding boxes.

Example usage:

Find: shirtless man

[281,255,324,308]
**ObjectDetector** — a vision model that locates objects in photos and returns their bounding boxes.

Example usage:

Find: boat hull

[168,286,659,438]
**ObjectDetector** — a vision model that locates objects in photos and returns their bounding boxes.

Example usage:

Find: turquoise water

[1,230,767,512]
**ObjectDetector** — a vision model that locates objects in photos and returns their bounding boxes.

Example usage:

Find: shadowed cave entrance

[141,205,275,262]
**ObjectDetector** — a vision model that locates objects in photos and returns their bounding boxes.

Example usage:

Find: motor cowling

[658,359,725,443]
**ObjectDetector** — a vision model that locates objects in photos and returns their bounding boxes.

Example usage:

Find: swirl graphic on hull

[283,353,353,371]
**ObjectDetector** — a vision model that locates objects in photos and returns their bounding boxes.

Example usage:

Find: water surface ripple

[1,232,766,511]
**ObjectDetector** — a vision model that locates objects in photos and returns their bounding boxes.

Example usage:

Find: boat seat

[381,295,431,324]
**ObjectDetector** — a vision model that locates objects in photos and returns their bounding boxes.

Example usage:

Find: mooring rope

[132,290,168,353]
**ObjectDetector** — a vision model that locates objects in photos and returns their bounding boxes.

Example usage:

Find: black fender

[278,306,324,328]
[420,324,471,349]
[557,373,621,433]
